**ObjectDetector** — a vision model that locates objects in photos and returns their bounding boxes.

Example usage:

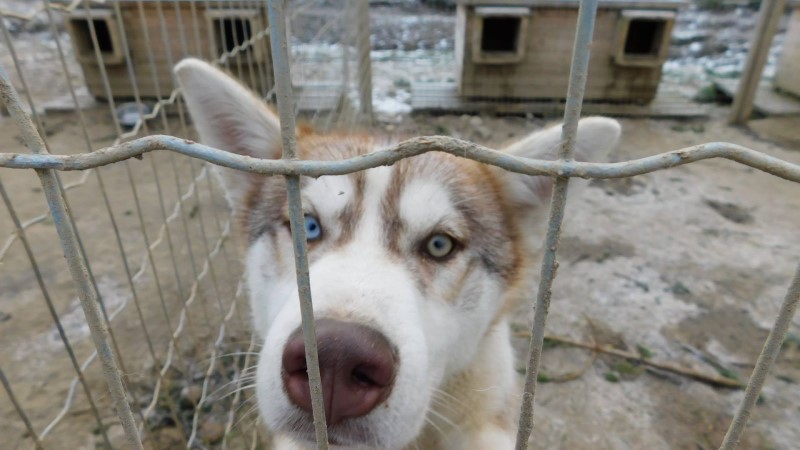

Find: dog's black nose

[281,319,398,426]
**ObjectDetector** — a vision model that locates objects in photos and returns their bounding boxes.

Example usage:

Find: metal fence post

[0,367,44,450]
[728,0,788,124]
[719,262,800,449]
[266,0,330,448]
[355,0,374,123]
[0,66,144,450]
[514,0,599,448]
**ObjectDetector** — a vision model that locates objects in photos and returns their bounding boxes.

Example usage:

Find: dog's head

[176,58,620,449]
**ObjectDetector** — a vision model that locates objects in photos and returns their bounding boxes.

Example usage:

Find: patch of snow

[373,89,411,123]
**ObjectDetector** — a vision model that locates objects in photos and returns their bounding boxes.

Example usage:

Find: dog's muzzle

[281,319,399,426]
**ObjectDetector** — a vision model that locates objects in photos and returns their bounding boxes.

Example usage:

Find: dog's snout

[281,319,398,426]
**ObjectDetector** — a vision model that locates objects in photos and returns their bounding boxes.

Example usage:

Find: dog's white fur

[175,58,621,450]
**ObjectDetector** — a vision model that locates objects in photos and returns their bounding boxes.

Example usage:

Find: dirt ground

[394,110,800,449]
[0,105,253,449]
[2,100,800,449]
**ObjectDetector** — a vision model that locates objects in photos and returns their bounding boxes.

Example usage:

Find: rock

[671,29,710,46]
[688,42,704,55]
[476,125,492,140]
[102,424,128,449]
[24,11,61,34]
[691,41,729,57]
[2,18,22,36]
[116,102,153,129]
[180,384,203,409]
[468,115,483,127]
[200,419,225,444]
[143,427,184,450]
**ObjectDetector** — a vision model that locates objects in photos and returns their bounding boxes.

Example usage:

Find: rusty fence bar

[266,0,331,448]
[515,0,599,447]
[0,178,113,448]
[719,262,800,449]
[0,66,144,450]
[3,135,800,183]
[0,367,44,450]
[0,0,274,264]
[0,0,274,442]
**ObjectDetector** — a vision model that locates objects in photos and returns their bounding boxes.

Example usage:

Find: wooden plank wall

[458,7,664,102]
[76,4,273,100]
[774,8,800,97]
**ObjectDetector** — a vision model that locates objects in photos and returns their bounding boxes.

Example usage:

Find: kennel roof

[458,0,685,8]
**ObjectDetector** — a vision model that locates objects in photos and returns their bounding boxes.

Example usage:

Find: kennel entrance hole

[472,6,530,64]
[623,19,666,56]
[71,19,114,53]
[66,10,124,65]
[613,10,674,67]
[481,17,521,53]
[214,17,254,54]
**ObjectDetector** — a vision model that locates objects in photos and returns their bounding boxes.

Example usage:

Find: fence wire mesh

[0,0,799,450]
[0,0,281,448]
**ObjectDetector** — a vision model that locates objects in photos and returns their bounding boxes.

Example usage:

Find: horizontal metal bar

[2,135,799,183]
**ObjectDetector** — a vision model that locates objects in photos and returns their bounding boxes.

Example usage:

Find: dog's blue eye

[425,234,455,259]
[304,215,322,241]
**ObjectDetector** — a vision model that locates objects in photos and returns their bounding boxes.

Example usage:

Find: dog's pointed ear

[500,117,621,209]
[175,58,281,209]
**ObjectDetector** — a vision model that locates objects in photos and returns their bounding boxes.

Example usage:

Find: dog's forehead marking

[304,175,353,219]
[360,165,394,243]
[398,179,458,234]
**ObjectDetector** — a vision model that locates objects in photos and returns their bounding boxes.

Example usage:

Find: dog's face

[176,59,620,449]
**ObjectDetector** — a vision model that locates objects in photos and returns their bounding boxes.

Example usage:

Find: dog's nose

[282,319,398,426]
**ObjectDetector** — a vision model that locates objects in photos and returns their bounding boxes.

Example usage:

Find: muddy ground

[392,110,800,450]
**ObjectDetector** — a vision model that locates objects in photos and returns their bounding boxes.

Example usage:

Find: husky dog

[175,58,620,450]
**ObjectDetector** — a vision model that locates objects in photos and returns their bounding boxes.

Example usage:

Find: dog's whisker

[471,384,504,393]
[211,384,258,403]
[427,407,460,432]
[428,395,461,417]
[229,402,261,436]
[431,388,470,411]
[449,192,499,207]
[424,415,448,441]
[192,350,257,366]
[219,351,262,358]
[229,393,258,418]
[204,376,258,400]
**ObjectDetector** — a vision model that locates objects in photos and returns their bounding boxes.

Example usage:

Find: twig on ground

[514,331,745,389]
[541,324,600,383]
